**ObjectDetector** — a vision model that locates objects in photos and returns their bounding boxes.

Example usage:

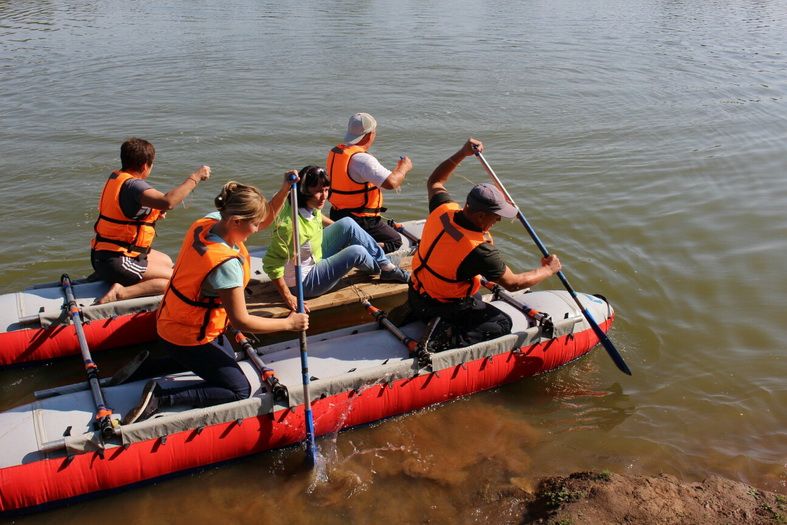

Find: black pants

[159,337,251,408]
[328,209,402,253]
[407,287,513,349]
[90,249,148,286]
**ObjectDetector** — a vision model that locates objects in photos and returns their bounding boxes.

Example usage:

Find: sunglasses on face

[302,167,326,182]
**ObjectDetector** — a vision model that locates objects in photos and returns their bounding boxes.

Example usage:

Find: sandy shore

[475,470,786,524]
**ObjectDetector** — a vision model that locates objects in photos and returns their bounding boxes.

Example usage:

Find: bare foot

[94,282,124,305]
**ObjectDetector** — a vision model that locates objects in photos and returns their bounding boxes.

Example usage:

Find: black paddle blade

[474,150,631,376]
[586,312,631,376]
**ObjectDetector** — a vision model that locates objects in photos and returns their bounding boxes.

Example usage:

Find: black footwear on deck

[121,380,160,425]
[380,267,410,283]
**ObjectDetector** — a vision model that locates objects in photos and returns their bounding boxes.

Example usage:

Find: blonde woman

[123,176,308,424]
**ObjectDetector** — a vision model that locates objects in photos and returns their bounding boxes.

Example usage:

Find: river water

[1,0,785,521]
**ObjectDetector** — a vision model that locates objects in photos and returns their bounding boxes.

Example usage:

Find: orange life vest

[326,144,384,217]
[156,217,251,346]
[91,171,161,257]
[410,202,492,302]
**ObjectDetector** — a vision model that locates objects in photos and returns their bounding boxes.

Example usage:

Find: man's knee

[382,236,402,253]
[491,311,513,334]
[470,313,512,342]
[345,244,369,262]
[152,249,173,266]
[335,216,359,233]
[145,253,174,280]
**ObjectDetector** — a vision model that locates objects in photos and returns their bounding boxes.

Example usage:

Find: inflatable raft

[0,288,614,514]
[0,220,423,366]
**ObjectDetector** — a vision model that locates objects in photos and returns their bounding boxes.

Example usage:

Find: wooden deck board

[245,256,412,318]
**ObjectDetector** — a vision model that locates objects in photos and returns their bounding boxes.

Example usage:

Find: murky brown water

[2,0,786,521]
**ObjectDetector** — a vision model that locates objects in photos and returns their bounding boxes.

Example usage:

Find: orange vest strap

[96,213,158,227]
[191,224,211,255]
[167,282,222,341]
[440,213,464,241]
[168,280,220,309]
[92,234,153,255]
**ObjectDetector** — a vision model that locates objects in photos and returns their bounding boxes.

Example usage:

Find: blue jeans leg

[322,217,391,268]
[299,245,375,297]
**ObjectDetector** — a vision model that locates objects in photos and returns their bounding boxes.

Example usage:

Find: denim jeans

[295,217,392,298]
[329,209,403,253]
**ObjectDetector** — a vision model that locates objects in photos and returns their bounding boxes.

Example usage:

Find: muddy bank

[478,470,786,524]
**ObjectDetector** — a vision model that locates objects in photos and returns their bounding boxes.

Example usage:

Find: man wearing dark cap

[408,138,561,348]
[327,112,413,253]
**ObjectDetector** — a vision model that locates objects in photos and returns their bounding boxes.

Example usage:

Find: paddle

[480,277,555,339]
[386,219,421,248]
[289,175,319,465]
[61,274,119,439]
[360,298,418,353]
[232,329,288,403]
[473,148,632,376]
[360,298,433,369]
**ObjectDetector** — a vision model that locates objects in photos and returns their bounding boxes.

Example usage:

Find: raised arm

[427,138,483,201]
[140,165,211,210]
[260,170,299,230]
[381,156,413,190]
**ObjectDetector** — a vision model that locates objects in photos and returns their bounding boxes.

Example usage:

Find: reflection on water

[548,382,634,434]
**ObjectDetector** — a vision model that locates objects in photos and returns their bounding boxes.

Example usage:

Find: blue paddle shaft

[289,180,318,462]
[474,151,631,376]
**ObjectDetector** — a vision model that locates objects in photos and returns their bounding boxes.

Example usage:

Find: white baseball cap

[344,113,377,145]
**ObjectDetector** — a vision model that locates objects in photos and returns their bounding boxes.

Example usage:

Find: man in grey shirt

[91,137,210,304]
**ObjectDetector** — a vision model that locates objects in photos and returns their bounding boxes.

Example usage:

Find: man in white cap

[326,112,413,253]
[407,138,562,348]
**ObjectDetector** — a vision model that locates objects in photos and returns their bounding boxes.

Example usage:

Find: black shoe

[380,267,410,283]
[122,380,160,425]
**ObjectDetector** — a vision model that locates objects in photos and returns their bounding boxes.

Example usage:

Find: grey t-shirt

[119,178,154,219]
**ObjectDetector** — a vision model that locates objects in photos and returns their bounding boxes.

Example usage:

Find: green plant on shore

[759,502,786,523]
[544,487,586,508]
[597,469,612,482]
